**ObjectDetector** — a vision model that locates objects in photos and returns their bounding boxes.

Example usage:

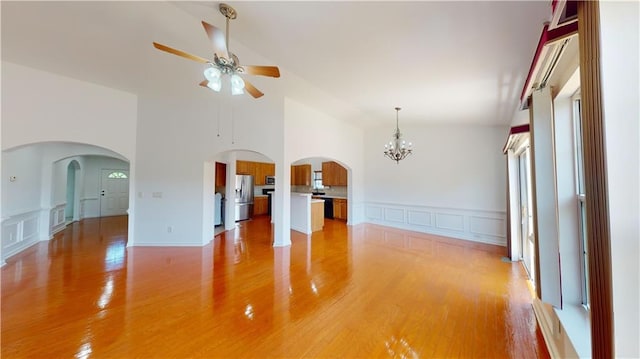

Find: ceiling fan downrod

[219,3,236,57]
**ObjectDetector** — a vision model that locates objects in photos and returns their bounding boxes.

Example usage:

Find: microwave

[265,176,275,185]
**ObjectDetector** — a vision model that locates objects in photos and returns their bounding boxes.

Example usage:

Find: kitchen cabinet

[237,160,276,185]
[311,201,324,232]
[255,162,276,185]
[333,198,348,221]
[291,164,311,186]
[322,161,347,186]
[236,160,255,177]
[215,162,226,188]
[254,196,269,216]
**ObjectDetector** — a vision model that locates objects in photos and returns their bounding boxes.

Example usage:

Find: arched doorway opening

[204,149,276,243]
[2,141,133,263]
[290,156,352,223]
[65,160,81,223]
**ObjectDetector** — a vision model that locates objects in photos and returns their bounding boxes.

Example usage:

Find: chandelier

[383,107,413,163]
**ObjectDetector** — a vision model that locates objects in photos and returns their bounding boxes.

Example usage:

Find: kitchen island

[290,193,324,234]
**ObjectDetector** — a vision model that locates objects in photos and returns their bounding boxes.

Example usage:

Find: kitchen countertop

[289,192,347,200]
[310,194,347,199]
[311,199,325,203]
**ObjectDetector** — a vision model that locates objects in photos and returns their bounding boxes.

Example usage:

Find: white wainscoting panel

[364,202,506,246]
[50,203,67,236]
[470,215,506,237]
[435,213,465,232]
[2,209,42,264]
[407,210,432,227]
[365,206,383,220]
[384,208,404,223]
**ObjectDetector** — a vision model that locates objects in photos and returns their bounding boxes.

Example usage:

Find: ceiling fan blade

[243,79,264,98]
[241,65,281,78]
[201,21,229,59]
[199,80,209,88]
[153,42,209,64]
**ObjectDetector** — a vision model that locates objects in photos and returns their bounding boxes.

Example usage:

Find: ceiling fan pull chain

[217,100,221,138]
[231,103,235,145]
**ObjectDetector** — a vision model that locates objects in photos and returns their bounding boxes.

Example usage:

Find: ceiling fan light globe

[204,66,222,82]
[207,78,222,92]
[230,74,245,95]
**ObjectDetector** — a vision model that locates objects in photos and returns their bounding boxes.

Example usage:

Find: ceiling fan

[152,3,280,99]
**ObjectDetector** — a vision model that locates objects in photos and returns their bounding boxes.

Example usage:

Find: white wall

[2,146,44,216]
[363,123,508,245]
[599,1,640,357]
[1,62,137,159]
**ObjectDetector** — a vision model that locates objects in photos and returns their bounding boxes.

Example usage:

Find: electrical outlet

[167,226,173,233]
[152,192,162,198]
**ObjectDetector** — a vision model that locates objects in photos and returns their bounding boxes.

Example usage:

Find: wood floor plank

[1,215,549,358]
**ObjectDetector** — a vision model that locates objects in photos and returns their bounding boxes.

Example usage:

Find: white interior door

[100,169,130,217]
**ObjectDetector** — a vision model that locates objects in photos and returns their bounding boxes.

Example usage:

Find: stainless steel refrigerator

[234,175,254,221]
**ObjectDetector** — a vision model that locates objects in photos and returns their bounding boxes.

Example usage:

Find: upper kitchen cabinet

[291,164,312,186]
[322,161,347,186]
[236,160,255,177]
[256,162,275,185]
[237,160,275,185]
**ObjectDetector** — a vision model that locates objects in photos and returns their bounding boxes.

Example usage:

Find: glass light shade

[204,67,221,82]
[207,78,222,92]
[204,67,222,92]
[230,74,245,95]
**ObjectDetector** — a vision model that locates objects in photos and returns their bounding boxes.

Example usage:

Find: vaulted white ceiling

[1,1,550,127]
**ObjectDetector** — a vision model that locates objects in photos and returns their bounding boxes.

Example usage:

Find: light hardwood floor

[1,215,549,358]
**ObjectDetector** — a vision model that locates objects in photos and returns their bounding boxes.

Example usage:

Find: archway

[65,160,81,222]
[204,149,276,244]
[2,141,133,263]
[290,156,352,224]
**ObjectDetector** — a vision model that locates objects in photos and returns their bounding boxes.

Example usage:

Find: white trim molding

[50,203,67,236]
[363,202,507,246]
[2,209,42,264]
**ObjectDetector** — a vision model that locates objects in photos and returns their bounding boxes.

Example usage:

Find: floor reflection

[1,216,128,358]
[2,215,548,358]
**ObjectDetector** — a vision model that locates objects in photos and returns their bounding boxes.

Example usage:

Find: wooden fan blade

[199,80,209,88]
[241,65,281,78]
[153,42,209,64]
[243,79,264,98]
[202,21,229,59]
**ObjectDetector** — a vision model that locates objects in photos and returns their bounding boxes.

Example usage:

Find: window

[107,171,128,179]
[573,94,589,307]
[313,171,324,190]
